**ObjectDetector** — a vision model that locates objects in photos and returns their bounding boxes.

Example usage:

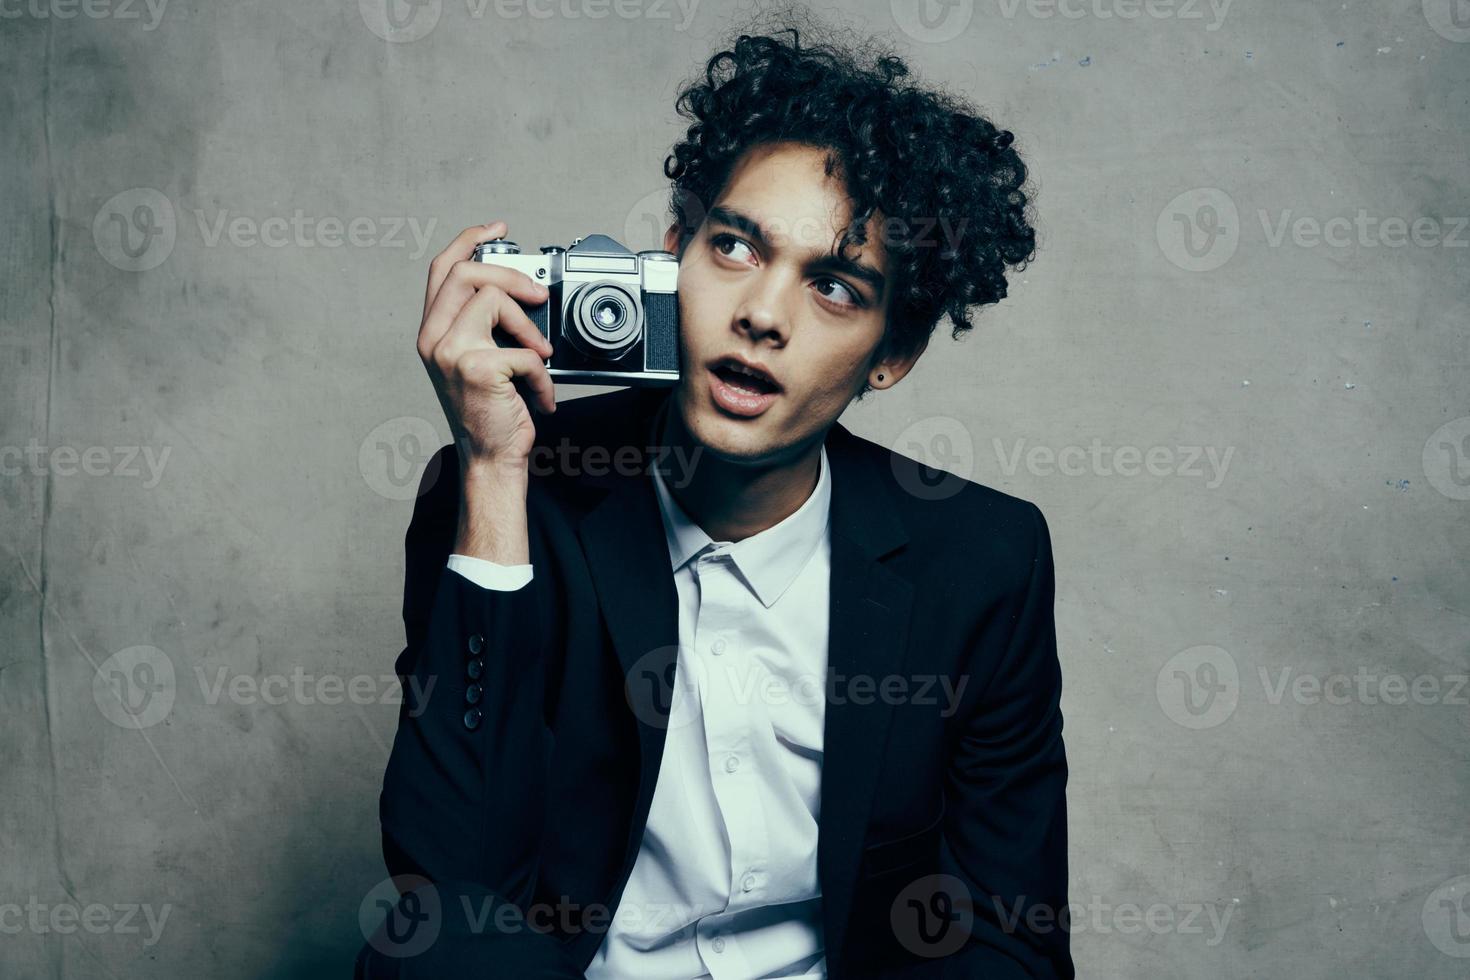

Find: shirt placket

[690,548,769,979]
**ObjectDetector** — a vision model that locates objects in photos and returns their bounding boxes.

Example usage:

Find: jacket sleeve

[377,444,556,913]
[939,502,1072,979]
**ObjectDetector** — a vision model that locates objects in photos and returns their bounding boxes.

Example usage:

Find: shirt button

[711,638,726,655]
[742,873,757,892]
[467,634,485,656]
[711,937,725,953]
[724,754,739,773]
[463,708,482,731]
[465,683,483,705]
[466,659,484,681]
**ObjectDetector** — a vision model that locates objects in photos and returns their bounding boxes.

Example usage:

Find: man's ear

[865,332,930,391]
[662,222,682,256]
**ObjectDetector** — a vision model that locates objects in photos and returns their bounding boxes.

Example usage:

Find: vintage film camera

[472,233,679,386]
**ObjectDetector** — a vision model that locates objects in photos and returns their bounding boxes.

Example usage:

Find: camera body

[472,233,680,386]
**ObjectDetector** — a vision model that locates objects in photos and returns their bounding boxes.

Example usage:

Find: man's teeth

[723,365,770,390]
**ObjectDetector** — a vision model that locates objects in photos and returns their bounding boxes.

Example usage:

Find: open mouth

[710,360,781,396]
[707,357,782,417]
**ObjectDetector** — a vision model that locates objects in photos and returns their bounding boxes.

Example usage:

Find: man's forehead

[705,141,893,278]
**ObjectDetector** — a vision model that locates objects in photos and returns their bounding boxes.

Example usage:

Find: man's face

[663,141,910,466]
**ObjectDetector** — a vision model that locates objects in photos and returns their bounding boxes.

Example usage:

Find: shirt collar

[649,429,832,609]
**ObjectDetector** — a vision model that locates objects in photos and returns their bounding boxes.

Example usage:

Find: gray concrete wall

[2,1,1466,976]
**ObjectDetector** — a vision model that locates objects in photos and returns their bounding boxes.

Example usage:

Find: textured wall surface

[2,1,1466,976]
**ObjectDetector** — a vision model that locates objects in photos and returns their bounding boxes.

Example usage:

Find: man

[359,24,1069,980]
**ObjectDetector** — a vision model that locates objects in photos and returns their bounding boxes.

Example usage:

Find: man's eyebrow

[707,205,887,299]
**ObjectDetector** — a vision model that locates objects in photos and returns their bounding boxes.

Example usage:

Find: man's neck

[657,399,824,544]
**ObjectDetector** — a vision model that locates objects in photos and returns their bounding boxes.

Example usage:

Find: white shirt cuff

[447,554,534,592]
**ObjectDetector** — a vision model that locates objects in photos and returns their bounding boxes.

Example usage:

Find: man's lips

[708,355,782,394]
[707,366,780,417]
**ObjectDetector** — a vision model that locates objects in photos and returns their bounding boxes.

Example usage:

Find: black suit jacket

[371,386,1071,979]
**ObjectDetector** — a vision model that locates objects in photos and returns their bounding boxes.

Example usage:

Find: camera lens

[591,297,626,331]
[567,281,641,358]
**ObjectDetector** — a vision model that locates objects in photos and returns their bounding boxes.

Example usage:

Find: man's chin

[672,391,787,465]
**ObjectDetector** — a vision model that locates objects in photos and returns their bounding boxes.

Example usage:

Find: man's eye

[711,234,755,263]
[814,277,861,309]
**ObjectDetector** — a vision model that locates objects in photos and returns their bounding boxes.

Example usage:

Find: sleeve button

[465,684,483,705]
[467,634,485,655]
[466,659,485,681]
[462,708,482,731]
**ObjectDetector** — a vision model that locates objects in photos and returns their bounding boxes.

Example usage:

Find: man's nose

[733,275,789,344]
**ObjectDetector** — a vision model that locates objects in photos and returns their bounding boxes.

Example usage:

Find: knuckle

[457,351,484,379]
[432,344,455,375]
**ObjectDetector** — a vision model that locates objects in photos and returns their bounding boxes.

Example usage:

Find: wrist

[455,460,530,564]
[460,452,529,490]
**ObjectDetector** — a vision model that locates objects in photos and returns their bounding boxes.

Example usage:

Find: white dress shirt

[448,443,833,980]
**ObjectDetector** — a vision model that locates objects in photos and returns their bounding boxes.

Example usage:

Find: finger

[419,260,551,359]
[460,346,556,416]
[423,222,507,317]
[502,348,557,415]
[431,283,552,369]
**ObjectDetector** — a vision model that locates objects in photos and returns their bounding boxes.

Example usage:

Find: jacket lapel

[575,391,684,880]
[816,421,914,974]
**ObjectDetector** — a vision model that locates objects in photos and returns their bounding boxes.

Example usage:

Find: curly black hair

[663,14,1037,396]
